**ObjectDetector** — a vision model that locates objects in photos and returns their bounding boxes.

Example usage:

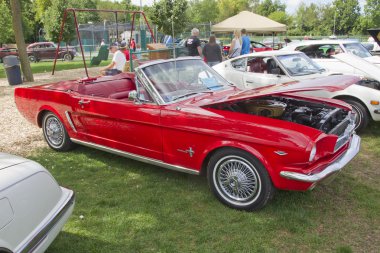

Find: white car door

[242,56,292,89]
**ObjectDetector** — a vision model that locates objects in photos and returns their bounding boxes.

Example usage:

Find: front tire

[28,55,37,63]
[207,148,275,211]
[342,99,369,132]
[42,112,74,151]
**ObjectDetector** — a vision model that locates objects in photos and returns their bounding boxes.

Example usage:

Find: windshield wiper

[172,90,214,101]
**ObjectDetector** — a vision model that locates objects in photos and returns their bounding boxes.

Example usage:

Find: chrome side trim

[64,111,77,133]
[70,138,200,175]
[19,190,75,253]
[280,134,360,183]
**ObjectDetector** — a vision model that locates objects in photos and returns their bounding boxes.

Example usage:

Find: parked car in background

[0,152,75,253]
[27,42,76,62]
[213,50,380,131]
[362,42,380,55]
[261,37,285,49]
[222,41,273,56]
[0,48,18,63]
[282,39,380,66]
[15,58,360,211]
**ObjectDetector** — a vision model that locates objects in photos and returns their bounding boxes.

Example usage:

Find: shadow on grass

[29,131,380,253]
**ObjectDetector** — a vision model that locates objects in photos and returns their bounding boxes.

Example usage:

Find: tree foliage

[333,0,360,35]
[150,0,188,35]
[0,0,14,44]
[188,0,219,23]
[217,0,250,21]
[268,11,291,26]
[255,0,285,17]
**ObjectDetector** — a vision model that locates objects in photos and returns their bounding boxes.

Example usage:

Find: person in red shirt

[130,38,136,52]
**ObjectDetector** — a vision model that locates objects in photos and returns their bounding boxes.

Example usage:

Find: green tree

[333,0,360,35]
[43,0,75,42]
[217,0,250,21]
[255,0,285,17]
[0,0,13,44]
[268,11,292,26]
[188,0,219,23]
[150,0,188,35]
[292,2,319,35]
[10,0,34,81]
[34,0,52,22]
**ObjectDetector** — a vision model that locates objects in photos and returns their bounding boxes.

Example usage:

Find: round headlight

[309,145,317,162]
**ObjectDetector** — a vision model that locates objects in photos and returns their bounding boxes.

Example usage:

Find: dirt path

[0,67,102,156]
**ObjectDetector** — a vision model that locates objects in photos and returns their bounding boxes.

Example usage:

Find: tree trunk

[10,0,34,82]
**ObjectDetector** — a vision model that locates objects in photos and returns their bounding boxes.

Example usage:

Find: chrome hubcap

[45,117,63,146]
[216,158,259,202]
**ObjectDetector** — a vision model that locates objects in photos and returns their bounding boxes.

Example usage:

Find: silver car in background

[0,153,74,253]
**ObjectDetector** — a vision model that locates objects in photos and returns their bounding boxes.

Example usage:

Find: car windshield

[141,59,230,103]
[277,53,324,76]
[343,43,372,58]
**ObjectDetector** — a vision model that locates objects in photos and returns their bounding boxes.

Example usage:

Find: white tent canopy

[212,11,287,33]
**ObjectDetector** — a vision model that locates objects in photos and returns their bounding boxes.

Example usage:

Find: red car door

[70,93,163,160]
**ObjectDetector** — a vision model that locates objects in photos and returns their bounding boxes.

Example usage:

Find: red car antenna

[52,8,156,78]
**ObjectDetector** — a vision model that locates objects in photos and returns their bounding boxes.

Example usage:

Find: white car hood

[333,53,380,82]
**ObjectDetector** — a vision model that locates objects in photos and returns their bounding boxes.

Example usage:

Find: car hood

[203,75,360,106]
[332,53,380,81]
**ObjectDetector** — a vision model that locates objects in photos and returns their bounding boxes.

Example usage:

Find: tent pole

[272,32,274,48]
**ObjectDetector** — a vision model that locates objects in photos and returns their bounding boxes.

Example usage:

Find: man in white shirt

[101,42,127,76]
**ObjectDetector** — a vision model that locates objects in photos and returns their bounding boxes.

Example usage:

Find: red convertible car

[15,58,360,210]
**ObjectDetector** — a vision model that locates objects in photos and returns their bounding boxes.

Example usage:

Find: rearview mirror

[271,67,281,75]
[128,90,138,101]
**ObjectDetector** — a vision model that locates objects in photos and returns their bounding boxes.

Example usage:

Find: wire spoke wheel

[208,149,274,211]
[45,116,64,147]
[42,112,74,151]
[217,158,259,202]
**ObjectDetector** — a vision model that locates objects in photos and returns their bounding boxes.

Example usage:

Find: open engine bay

[209,96,353,135]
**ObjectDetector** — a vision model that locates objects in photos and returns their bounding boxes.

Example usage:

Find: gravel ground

[0,67,102,156]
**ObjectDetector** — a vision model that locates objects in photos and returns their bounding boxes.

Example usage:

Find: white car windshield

[277,54,324,76]
[142,59,230,103]
[343,43,372,58]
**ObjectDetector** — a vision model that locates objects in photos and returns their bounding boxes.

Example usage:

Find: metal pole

[73,10,89,78]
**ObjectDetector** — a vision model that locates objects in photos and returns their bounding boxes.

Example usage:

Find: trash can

[3,55,22,85]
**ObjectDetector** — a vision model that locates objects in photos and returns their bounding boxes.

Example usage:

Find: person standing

[101,43,126,76]
[229,30,241,58]
[130,38,136,52]
[202,35,222,67]
[185,28,202,57]
[240,29,251,55]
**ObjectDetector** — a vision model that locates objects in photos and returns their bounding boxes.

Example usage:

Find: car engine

[210,96,351,135]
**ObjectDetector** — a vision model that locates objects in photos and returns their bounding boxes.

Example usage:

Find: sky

[130,0,367,15]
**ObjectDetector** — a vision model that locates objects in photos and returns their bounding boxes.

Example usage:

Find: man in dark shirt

[185,28,202,57]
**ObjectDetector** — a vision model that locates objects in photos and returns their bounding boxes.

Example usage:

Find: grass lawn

[0,59,110,79]
[28,122,380,253]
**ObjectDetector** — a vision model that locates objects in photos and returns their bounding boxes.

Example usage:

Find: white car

[281,39,380,71]
[0,153,74,253]
[213,50,380,131]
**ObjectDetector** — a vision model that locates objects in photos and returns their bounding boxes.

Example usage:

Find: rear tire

[63,53,72,61]
[42,112,75,151]
[342,99,369,132]
[207,148,275,211]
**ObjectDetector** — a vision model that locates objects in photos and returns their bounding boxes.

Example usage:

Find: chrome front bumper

[280,134,360,183]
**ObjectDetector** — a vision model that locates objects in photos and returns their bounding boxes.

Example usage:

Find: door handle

[246,80,254,83]
[78,99,90,106]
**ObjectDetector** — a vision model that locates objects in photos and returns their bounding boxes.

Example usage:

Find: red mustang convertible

[15,58,360,210]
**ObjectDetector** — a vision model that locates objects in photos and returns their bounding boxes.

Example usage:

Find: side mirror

[271,67,281,75]
[128,90,138,101]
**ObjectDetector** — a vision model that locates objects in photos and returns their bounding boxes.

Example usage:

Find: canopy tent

[212,11,286,33]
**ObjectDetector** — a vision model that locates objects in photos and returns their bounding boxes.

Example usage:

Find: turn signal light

[370,100,379,105]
